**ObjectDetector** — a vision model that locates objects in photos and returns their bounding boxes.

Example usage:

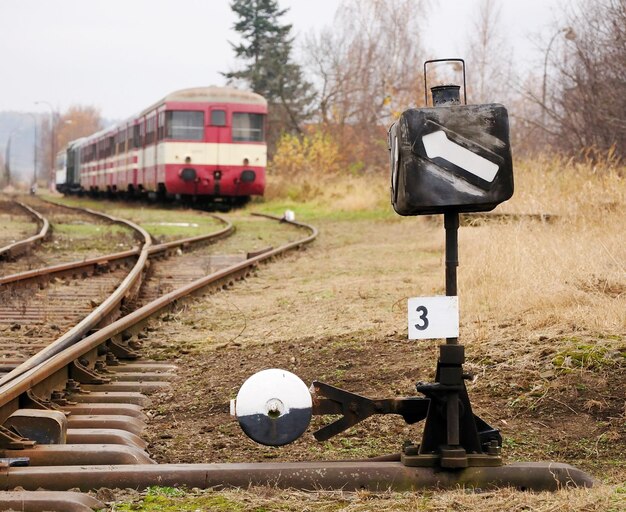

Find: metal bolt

[487,440,501,456]
[403,443,420,456]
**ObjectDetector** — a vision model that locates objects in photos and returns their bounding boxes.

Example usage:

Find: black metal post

[444,212,459,344]
[443,212,460,448]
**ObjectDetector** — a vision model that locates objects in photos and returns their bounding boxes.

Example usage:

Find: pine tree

[224,0,314,138]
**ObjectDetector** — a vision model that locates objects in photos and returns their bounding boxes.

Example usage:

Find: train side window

[117,130,126,153]
[107,136,114,157]
[133,125,140,148]
[146,117,156,145]
[232,113,265,142]
[211,110,226,126]
[165,111,204,140]
[157,112,165,140]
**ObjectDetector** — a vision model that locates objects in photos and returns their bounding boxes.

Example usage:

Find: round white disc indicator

[234,368,312,446]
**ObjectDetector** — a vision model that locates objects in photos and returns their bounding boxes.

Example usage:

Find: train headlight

[241,170,256,183]
[179,168,197,181]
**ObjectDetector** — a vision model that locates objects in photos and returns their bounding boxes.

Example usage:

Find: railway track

[0,198,140,278]
[0,205,317,511]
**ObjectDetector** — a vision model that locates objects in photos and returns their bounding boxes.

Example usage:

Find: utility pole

[35,101,56,189]
[27,113,38,188]
[541,27,576,128]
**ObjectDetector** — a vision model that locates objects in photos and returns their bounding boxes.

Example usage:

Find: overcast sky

[0,0,565,121]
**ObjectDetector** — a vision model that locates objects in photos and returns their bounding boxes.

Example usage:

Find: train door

[131,124,140,190]
[139,119,146,190]
[209,107,228,195]
[156,110,165,188]
[145,114,157,191]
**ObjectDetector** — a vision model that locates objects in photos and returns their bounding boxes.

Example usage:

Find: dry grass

[109,484,625,511]
[266,156,626,341]
[264,172,390,213]
[462,157,625,337]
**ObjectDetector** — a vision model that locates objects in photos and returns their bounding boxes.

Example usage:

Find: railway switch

[232,59,593,490]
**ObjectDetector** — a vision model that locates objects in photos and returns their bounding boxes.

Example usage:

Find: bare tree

[56,105,103,150]
[39,105,103,183]
[307,0,428,124]
[526,0,626,159]
[464,0,513,104]
[558,0,626,158]
[303,0,429,170]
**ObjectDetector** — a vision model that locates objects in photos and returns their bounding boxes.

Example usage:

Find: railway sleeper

[107,362,177,373]
[81,381,169,393]
[62,402,147,419]
[66,428,148,449]
[66,414,146,436]
[1,444,154,465]
[0,491,104,512]
[3,409,147,441]
[65,391,150,406]
[107,371,175,382]
[0,461,593,492]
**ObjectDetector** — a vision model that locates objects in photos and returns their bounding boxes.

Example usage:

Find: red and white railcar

[62,87,267,204]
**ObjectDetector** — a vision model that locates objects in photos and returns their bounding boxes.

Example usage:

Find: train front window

[165,111,204,141]
[232,113,265,142]
[211,110,226,126]
[56,153,66,170]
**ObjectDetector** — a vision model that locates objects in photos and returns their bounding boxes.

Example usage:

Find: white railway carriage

[61,87,267,204]
[54,150,68,190]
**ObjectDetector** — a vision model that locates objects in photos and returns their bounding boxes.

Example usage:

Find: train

[55,86,267,206]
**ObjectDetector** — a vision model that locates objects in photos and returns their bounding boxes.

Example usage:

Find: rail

[0,210,152,387]
[0,214,316,411]
[0,214,233,287]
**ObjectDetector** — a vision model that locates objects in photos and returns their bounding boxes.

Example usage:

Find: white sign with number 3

[408,296,459,340]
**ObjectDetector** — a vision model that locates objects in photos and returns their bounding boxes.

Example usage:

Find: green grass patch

[248,196,396,222]
[41,194,225,242]
[44,222,135,254]
[0,219,37,236]
[552,342,625,371]
[53,223,129,238]
[113,488,246,511]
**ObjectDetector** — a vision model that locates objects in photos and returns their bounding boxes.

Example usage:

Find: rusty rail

[0,214,316,411]
[0,211,152,388]
[0,461,594,492]
[0,201,49,261]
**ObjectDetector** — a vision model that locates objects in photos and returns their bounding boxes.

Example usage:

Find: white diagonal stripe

[422,130,499,182]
